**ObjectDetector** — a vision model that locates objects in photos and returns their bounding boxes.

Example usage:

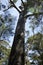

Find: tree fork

[8,1,29,65]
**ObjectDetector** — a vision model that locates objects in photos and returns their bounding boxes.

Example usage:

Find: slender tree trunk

[8,12,25,65]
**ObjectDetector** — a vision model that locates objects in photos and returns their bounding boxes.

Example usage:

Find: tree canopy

[0,0,43,65]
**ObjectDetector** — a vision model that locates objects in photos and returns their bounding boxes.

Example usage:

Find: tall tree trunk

[8,13,25,65]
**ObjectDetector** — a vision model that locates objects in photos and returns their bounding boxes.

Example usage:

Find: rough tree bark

[7,0,29,65]
[8,11,26,65]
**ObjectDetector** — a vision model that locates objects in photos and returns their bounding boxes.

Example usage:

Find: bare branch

[10,0,21,13]
[25,12,43,18]
[3,6,13,11]
[21,0,25,7]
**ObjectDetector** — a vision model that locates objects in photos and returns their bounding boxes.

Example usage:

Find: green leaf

[13,0,18,3]
[29,8,35,13]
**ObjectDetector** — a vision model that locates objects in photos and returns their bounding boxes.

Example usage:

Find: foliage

[27,33,43,49]
[26,33,43,65]
[0,40,11,65]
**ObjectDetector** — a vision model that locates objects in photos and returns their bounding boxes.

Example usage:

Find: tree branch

[10,0,21,13]
[25,12,43,18]
[21,0,25,7]
[3,6,13,11]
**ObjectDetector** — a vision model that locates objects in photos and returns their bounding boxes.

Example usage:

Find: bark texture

[8,12,25,65]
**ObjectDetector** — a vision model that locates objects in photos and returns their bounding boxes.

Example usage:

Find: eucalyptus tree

[0,0,43,65]
[4,0,43,65]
